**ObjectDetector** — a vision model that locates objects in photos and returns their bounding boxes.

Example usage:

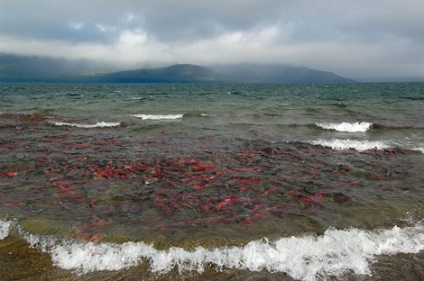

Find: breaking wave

[18,222,424,281]
[130,114,184,120]
[309,139,390,151]
[51,121,121,128]
[316,122,373,133]
[0,219,13,240]
[309,138,424,153]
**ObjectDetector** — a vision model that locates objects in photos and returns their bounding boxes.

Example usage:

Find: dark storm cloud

[0,0,423,80]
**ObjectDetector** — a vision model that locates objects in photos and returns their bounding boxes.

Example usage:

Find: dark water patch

[405,96,424,101]
[181,112,210,119]
[370,123,419,130]
[130,124,166,132]
[229,91,245,96]
[66,92,83,98]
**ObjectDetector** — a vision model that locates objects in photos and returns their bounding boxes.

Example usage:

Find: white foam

[0,219,13,240]
[130,114,184,120]
[22,223,424,281]
[310,139,390,152]
[316,122,373,133]
[51,121,121,128]
[413,147,424,153]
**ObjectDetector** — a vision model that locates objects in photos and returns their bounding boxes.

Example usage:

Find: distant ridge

[0,53,111,83]
[0,53,355,83]
[94,64,355,84]
[96,64,219,83]
[211,63,355,83]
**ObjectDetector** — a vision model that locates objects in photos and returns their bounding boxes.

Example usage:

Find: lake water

[1,83,423,280]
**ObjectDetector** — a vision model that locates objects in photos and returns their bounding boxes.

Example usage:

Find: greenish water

[0,83,424,280]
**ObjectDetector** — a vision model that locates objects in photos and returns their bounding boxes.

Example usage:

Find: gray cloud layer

[1,0,423,80]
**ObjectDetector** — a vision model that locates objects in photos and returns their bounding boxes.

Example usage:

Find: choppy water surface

[1,83,424,280]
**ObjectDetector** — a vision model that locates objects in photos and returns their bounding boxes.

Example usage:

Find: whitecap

[316,122,373,133]
[130,114,183,120]
[21,223,424,281]
[51,121,121,128]
[412,147,424,153]
[309,139,390,151]
[0,219,13,240]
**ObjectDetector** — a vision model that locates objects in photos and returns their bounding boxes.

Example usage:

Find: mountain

[211,64,355,83]
[96,64,219,83]
[96,63,354,83]
[0,53,355,83]
[0,53,113,82]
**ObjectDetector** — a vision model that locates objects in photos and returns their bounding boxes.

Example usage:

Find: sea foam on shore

[18,222,424,281]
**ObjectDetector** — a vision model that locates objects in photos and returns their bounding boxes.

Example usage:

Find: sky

[1,0,423,81]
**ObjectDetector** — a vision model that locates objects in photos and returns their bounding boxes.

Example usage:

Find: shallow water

[1,83,424,280]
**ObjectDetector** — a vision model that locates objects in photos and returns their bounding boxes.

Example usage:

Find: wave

[51,121,122,128]
[16,222,424,281]
[309,139,424,153]
[309,139,390,151]
[130,114,184,120]
[315,122,424,131]
[412,147,424,153]
[181,112,211,118]
[0,219,13,240]
[316,122,373,133]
